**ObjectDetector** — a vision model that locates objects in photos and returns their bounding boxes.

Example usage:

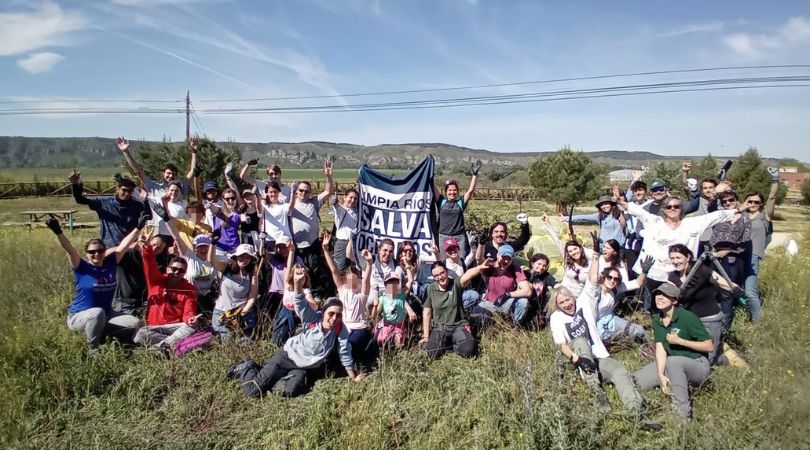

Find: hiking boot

[593,390,613,414]
[635,410,663,432]
[225,358,254,381]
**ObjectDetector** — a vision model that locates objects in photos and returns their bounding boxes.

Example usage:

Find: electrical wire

[0,98,184,105]
[190,102,207,137]
[195,64,810,103]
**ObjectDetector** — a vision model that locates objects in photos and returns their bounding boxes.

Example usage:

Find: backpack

[173,328,214,357]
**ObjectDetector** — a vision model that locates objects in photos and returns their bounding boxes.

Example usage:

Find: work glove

[767,166,780,183]
[247,159,259,166]
[210,228,222,246]
[137,212,150,230]
[45,215,62,235]
[516,213,528,224]
[470,160,482,176]
[640,256,655,275]
[573,355,597,374]
[193,162,204,178]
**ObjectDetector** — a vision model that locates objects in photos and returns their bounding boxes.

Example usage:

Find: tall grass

[1,227,809,449]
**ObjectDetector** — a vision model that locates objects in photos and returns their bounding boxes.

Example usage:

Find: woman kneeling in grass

[632,282,714,419]
[47,215,145,353]
[226,267,364,398]
[548,250,662,431]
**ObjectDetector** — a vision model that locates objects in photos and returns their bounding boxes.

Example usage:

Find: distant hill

[0,135,776,170]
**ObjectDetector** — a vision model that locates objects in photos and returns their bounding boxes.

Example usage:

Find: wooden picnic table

[21,210,79,234]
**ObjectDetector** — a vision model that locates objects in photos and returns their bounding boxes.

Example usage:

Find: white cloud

[724,16,810,58]
[17,52,64,73]
[0,2,88,56]
[659,21,724,38]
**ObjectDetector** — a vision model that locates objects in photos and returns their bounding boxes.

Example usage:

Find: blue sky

[1,0,809,160]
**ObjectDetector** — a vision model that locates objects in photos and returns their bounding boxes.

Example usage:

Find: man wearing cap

[465,244,533,327]
[134,237,200,348]
[432,160,482,261]
[632,283,713,419]
[288,159,335,299]
[565,195,626,247]
[241,162,292,204]
[69,170,149,248]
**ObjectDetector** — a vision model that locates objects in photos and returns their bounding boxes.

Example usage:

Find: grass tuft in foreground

[1,227,809,449]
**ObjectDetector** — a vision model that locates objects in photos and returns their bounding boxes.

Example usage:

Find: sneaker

[594,390,613,414]
[225,358,254,381]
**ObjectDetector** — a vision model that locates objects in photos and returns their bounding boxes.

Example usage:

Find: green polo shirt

[652,307,711,360]
[424,278,467,326]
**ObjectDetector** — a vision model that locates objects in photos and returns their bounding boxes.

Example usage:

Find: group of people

[50,139,779,427]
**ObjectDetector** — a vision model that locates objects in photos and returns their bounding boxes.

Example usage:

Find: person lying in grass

[226,268,364,398]
[547,250,662,432]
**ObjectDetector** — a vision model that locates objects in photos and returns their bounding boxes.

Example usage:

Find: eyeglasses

[720,199,736,205]
[223,197,237,201]
[298,189,310,193]
[169,266,187,274]
[664,204,682,210]
[86,249,105,255]
[747,200,762,205]
[446,247,459,253]
[651,187,666,193]
[605,275,621,282]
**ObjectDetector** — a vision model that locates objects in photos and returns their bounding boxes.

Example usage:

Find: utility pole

[185,90,191,142]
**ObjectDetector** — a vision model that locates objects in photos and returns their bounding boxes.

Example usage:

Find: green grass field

[0,199,809,449]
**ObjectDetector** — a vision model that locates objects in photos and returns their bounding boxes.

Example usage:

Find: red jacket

[142,245,198,326]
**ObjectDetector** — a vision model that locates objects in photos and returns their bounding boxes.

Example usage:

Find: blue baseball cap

[203,181,220,193]
[498,244,515,258]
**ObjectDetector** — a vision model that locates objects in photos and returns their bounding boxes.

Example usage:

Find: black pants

[240,349,315,398]
[424,324,477,359]
[296,243,336,299]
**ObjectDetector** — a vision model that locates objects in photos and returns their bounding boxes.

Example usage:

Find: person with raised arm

[432,160,481,261]
[207,163,250,256]
[435,238,479,308]
[632,283,714,419]
[323,234,373,365]
[613,185,741,314]
[134,233,200,349]
[256,180,293,244]
[474,214,531,265]
[240,161,292,204]
[541,213,594,298]
[741,168,780,324]
[546,251,662,431]
[364,238,398,308]
[562,195,627,247]
[70,169,149,248]
[330,188,359,273]
[226,267,364,398]
[118,137,196,200]
[208,238,259,341]
[46,215,146,353]
[288,159,335,299]
[272,240,318,346]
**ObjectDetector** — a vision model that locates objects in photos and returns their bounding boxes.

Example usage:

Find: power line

[0,98,184,105]
[190,102,207,137]
[195,64,810,103]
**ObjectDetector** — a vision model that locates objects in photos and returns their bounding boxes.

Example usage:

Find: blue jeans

[596,313,645,341]
[212,308,256,341]
[473,297,529,327]
[272,307,299,347]
[719,255,746,332]
[744,255,762,324]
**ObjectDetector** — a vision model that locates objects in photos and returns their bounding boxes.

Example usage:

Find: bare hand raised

[68,169,81,184]
[188,137,198,153]
[323,159,333,177]
[116,137,130,152]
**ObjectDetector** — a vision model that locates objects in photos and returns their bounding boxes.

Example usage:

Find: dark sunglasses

[169,266,187,274]
[86,249,105,255]
[747,200,762,205]
[446,247,459,253]
[605,274,621,282]
[223,197,237,201]
[720,199,736,205]
[444,179,458,186]
[297,189,310,193]
[664,204,682,210]
[651,187,666,193]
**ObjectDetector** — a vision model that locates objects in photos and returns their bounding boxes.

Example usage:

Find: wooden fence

[0,181,541,201]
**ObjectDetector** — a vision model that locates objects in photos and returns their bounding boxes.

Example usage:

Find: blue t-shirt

[68,255,118,315]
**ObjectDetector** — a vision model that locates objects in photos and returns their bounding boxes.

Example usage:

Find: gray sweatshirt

[283,293,354,370]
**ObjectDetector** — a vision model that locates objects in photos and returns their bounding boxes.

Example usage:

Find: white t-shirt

[152,200,188,235]
[255,179,291,204]
[560,247,594,298]
[549,282,609,359]
[291,197,322,248]
[183,249,216,295]
[261,203,292,242]
[204,199,223,229]
[626,202,735,281]
[334,204,358,240]
[339,285,368,330]
[591,279,639,321]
